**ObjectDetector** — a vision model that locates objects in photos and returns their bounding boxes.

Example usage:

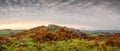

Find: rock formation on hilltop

[8,24,87,42]
[47,24,81,34]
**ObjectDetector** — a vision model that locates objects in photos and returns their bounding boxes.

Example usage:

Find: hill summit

[8,24,87,41]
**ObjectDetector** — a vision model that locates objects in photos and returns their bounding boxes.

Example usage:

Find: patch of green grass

[0,30,22,35]
[2,38,120,51]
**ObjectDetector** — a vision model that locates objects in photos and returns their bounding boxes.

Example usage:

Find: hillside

[8,24,84,41]
[0,24,120,51]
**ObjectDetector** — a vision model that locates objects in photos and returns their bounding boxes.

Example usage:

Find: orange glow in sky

[0,22,94,30]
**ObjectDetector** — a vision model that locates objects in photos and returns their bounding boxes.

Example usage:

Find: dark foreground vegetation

[0,24,120,51]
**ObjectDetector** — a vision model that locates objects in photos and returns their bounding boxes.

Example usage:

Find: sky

[0,0,120,30]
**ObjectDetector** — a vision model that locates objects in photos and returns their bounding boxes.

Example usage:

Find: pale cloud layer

[0,0,120,30]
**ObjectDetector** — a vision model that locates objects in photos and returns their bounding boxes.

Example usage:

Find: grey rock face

[47,24,81,34]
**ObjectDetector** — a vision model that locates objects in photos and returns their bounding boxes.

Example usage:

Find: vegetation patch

[0,24,120,51]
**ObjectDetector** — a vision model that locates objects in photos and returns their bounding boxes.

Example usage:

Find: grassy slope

[0,25,120,51]
[2,37,120,51]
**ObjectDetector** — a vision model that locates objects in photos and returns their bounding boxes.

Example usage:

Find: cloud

[0,0,120,30]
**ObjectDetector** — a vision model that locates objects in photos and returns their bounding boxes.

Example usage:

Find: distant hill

[0,29,23,35]
[80,30,120,33]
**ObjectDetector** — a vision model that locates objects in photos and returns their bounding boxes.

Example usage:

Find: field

[0,29,23,36]
[0,24,120,51]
